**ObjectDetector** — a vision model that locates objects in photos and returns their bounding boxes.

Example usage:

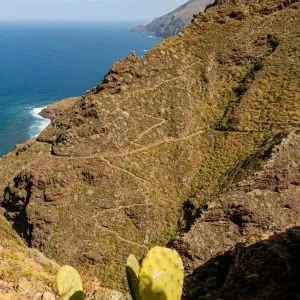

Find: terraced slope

[0,0,299,295]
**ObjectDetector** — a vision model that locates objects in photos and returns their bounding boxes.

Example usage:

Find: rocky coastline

[39,97,80,121]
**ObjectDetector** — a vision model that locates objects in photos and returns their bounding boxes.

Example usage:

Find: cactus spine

[126,246,184,300]
[56,265,84,300]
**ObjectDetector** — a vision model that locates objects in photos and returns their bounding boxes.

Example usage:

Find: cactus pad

[126,254,141,300]
[138,246,184,300]
[56,265,84,300]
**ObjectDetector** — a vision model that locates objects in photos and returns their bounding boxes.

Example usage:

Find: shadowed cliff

[183,226,300,299]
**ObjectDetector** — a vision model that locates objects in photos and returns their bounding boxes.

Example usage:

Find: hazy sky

[0,0,188,22]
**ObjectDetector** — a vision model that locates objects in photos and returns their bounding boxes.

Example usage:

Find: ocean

[0,22,161,156]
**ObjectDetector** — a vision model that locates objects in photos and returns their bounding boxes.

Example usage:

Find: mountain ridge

[132,0,214,37]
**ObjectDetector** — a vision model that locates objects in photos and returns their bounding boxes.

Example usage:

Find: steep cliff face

[132,0,213,37]
[0,0,299,297]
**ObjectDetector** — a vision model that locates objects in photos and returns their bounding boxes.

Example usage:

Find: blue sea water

[0,22,161,156]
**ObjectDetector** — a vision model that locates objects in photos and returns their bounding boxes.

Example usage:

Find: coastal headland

[39,97,80,121]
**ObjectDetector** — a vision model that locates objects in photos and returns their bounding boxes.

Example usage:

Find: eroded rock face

[0,0,299,294]
[182,226,300,299]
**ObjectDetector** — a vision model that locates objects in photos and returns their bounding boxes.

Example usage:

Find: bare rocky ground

[0,0,299,299]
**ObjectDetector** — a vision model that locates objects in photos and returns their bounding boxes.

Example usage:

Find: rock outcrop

[40,97,79,121]
[0,0,299,298]
[132,0,214,38]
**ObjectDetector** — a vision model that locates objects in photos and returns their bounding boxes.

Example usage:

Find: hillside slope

[0,213,58,298]
[174,130,300,299]
[132,0,213,37]
[0,0,299,297]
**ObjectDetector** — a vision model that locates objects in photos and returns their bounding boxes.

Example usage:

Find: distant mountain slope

[132,0,214,37]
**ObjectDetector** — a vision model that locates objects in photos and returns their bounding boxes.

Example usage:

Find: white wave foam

[29,106,51,138]
[148,35,153,38]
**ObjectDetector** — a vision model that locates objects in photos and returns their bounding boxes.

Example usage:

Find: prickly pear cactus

[56,265,84,300]
[138,246,184,300]
[126,254,141,300]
